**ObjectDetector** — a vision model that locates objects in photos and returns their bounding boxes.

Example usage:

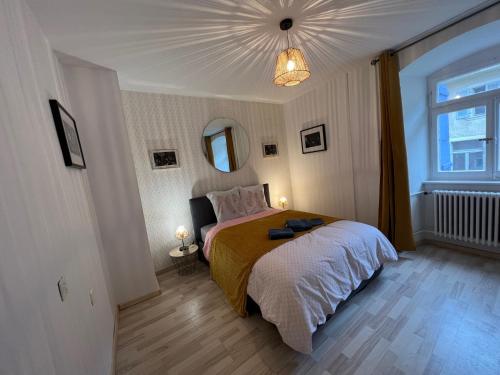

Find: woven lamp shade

[273,48,311,87]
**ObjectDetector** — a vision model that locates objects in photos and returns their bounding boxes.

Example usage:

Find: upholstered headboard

[189,183,270,246]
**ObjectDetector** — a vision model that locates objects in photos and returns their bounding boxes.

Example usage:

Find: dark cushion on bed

[285,219,312,232]
[309,218,325,226]
[268,228,294,240]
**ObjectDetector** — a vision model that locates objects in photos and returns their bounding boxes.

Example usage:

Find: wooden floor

[116,245,500,375]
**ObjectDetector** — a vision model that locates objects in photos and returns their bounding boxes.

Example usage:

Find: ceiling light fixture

[273,18,310,87]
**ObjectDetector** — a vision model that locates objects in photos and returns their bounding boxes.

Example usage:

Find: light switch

[57,277,68,302]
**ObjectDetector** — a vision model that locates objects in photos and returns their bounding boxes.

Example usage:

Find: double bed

[189,183,398,354]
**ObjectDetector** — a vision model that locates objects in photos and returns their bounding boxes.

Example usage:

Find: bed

[189,183,398,353]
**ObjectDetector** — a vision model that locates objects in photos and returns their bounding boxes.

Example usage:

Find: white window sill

[424,180,500,185]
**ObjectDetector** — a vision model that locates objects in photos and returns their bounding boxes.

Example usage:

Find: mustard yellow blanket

[209,210,339,316]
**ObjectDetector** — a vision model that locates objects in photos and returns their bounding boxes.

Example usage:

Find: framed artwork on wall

[262,143,279,158]
[149,149,180,169]
[49,99,86,169]
[300,124,327,154]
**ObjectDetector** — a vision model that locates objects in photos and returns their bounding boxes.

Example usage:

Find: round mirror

[202,118,250,173]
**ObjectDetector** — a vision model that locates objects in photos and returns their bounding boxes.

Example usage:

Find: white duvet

[246,220,398,354]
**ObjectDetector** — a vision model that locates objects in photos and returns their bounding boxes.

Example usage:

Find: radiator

[433,190,500,247]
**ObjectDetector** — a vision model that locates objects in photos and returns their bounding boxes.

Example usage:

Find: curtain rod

[370,0,500,66]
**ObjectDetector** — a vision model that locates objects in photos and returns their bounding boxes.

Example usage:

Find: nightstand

[169,244,198,275]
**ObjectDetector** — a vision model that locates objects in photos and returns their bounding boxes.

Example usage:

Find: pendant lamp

[273,18,311,87]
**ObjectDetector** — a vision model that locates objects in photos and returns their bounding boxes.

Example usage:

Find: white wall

[121,91,293,271]
[283,61,380,226]
[400,75,430,236]
[0,0,114,373]
[61,62,159,305]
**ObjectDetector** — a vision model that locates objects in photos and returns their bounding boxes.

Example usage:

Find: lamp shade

[175,225,189,240]
[273,48,311,87]
[279,196,288,208]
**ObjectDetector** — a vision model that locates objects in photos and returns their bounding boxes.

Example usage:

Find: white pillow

[240,185,268,215]
[206,187,246,223]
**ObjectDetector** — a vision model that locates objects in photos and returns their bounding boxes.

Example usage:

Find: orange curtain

[377,51,416,251]
[204,136,214,165]
[224,127,237,172]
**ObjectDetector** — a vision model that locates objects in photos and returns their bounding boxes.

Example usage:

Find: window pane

[475,106,486,116]
[436,63,500,103]
[452,153,465,170]
[469,151,483,170]
[437,106,486,172]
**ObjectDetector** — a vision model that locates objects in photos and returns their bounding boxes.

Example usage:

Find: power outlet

[89,288,95,306]
[57,277,68,302]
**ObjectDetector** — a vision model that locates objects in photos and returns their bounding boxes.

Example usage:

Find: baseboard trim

[118,289,161,311]
[155,264,176,276]
[413,230,433,245]
[111,306,119,375]
[414,230,500,258]
[419,238,500,260]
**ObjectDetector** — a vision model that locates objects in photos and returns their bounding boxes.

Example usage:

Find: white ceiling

[28,0,488,103]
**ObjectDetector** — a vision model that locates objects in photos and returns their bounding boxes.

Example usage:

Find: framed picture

[149,149,180,169]
[262,143,279,158]
[49,99,86,168]
[300,124,327,154]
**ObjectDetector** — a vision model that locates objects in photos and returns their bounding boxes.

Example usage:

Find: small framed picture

[262,143,279,158]
[149,149,180,169]
[300,124,327,154]
[49,99,86,169]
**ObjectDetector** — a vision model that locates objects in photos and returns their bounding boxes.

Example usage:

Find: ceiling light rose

[273,18,310,87]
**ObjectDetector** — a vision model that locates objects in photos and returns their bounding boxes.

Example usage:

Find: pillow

[206,187,246,223]
[240,184,268,215]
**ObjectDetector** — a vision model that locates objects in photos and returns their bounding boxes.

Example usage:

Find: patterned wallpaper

[283,62,381,227]
[121,91,292,270]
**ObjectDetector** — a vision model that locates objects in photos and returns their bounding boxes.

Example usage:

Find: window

[455,105,486,120]
[436,63,500,104]
[430,56,500,180]
[451,140,485,171]
[437,107,487,173]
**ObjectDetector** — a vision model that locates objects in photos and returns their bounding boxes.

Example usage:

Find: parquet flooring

[116,245,500,375]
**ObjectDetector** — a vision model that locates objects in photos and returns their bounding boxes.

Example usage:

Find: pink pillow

[206,187,246,223]
[240,185,268,215]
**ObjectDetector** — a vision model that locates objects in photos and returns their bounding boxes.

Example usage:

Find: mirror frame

[201,117,250,173]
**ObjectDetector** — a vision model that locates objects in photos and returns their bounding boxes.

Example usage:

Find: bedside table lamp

[279,196,288,209]
[175,225,189,251]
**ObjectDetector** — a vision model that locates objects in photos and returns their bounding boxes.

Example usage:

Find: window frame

[428,50,500,182]
[429,97,496,180]
[429,47,500,106]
